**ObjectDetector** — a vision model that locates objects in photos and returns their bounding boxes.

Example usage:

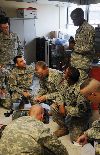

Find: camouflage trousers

[50,102,66,128]
[11,91,35,105]
[66,117,89,142]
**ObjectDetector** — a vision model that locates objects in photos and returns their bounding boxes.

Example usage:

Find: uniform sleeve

[17,35,23,55]
[45,72,64,103]
[66,94,90,117]
[8,70,23,94]
[84,120,100,139]
[74,26,95,53]
[38,127,69,155]
[37,79,48,96]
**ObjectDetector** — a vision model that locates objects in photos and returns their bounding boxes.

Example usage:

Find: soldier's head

[13,55,26,68]
[63,66,80,85]
[80,78,100,104]
[29,105,44,121]
[35,61,49,79]
[70,8,84,26]
[0,16,10,35]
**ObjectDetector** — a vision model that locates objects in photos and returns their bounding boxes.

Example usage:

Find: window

[88,3,100,26]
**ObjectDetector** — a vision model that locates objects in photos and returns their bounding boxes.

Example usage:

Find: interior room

[0,0,100,155]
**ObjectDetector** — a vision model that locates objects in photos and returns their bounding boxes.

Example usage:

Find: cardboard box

[16,7,37,18]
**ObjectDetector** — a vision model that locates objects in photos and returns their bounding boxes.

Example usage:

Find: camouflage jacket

[85,119,100,154]
[37,68,64,104]
[8,65,34,95]
[0,32,22,65]
[71,20,95,69]
[0,116,68,155]
[59,80,91,117]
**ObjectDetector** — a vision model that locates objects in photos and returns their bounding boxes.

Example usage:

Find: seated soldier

[0,105,69,155]
[51,66,91,141]
[77,78,100,155]
[8,55,34,109]
[34,61,66,136]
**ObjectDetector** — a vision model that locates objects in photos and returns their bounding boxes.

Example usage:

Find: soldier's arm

[84,120,100,139]
[8,70,24,94]
[66,94,90,117]
[36,79,48,96]
[44,72,63,101]
[17,36,23,55]
[38,127,69,155]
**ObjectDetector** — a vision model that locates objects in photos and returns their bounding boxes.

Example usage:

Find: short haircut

[13,55,22,64]
[64,66,80,84]
[80,78,100,92]
[35,61,48,70]
[71,8,84,18]
[0,16,10,25]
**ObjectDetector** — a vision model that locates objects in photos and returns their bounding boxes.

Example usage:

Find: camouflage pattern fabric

[71,20,95,80]
[0,66,11,109]
[85,119,100,154]
[0,116,69,155]
[8,65,34,104]
[37,68,64,104]
[0,32,22,65]
[0,66,9,89]
[51,102,66,127]
[59,80,91,141]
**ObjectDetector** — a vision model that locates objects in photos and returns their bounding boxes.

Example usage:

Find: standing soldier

[0,16,22,66]
[70,8,95,81]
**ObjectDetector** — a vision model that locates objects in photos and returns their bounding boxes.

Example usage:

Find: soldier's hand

[0,88,6,99]
[22,90,31,97]
[76,134,88,146]
[34,95,46,103]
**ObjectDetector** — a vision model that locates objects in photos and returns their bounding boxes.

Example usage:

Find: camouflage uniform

[8,65,34,106]
[0,32,22,65]
[37,68,64,103]
[0,116,69,155]
[0,66,11,109]
[71,20,95,80]
[58,79,91,141]
[85,119,100,155]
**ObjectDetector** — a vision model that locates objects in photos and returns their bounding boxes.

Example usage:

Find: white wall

[0,0,67,37]
[36,5,59,37]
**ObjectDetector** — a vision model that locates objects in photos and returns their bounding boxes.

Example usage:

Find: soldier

[77,78,100,155]
[52,66,91,141]
[8,55,34,108]
[34,61,66,136]
[0,16,22,66]
[70,8,95,80]
[0,104,69,155]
